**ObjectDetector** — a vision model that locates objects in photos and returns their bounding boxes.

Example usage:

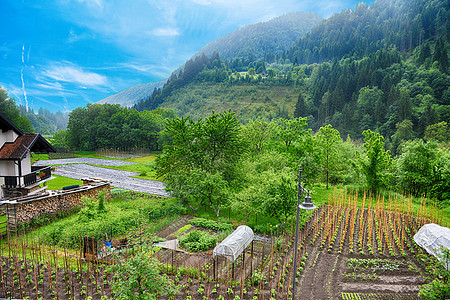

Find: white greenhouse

[414,223,450,268]
[213,225,254,262]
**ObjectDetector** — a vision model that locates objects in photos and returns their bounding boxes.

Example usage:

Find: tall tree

[294,93,306,118]
[396,139,438,197]
[157,110,243,215]
[241,118,275,155]
[275,117,308,150]
[357,129,392,193]
[316,124,341,189]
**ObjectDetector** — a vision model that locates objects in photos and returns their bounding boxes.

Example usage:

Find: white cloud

[192,0,212,5]
[35,81,65,91]
[76,0,103,10]
[67,29,93,43]
[42,63,107,86]
[151,27,180,37]
[120,62,173,78]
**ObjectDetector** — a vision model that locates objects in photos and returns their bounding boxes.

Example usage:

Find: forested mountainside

[286,0,449,64]
[196,12,322,62]
[134,0,448,149]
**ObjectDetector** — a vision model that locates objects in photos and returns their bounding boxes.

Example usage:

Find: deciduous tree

[316,124,341,189]
[357,129,392,192]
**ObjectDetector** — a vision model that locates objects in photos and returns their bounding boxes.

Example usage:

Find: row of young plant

[320,189,444,257]
[0,232,112,300]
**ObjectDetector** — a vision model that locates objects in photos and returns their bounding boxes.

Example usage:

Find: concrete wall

[0,160,17,177]
[22,151,31,175]
[6,182,111,227]
[0,129,19,199]
[0,129,18,146]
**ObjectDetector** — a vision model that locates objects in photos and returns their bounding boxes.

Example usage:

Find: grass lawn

[31,153,49,164]
[45,175,83,190]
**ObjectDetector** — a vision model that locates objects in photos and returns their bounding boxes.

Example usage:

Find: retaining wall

[6,181,110,227]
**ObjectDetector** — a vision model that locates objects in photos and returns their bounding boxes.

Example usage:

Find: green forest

[0,0,448,206]
[134,0,448,151]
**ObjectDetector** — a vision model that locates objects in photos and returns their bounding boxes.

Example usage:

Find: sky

[0,0,374,113]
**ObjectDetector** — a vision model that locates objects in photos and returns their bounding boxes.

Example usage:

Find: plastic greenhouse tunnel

[414,223,450,269]
[213,225,254,262]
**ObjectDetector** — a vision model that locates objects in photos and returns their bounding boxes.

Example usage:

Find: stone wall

[6,181,111,227]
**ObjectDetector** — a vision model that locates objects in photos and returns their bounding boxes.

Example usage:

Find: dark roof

[0,112,24,135]
[0,133,56,160]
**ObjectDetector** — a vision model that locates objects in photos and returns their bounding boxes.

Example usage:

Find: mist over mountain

[195,12,323,61]
[100,12,321,108]
[96,80,167,107]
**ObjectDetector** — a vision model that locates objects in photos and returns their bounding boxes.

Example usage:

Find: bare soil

[0,207,433,299]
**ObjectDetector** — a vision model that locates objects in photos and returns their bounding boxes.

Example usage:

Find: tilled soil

[1,206,433,299]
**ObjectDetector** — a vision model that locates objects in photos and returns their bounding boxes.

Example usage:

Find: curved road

[34,158,168,196]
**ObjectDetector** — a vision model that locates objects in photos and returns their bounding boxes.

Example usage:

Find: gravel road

[34,157,136,166]
[34,158,168,196]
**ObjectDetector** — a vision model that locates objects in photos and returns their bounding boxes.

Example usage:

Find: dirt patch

[341,282,420,293]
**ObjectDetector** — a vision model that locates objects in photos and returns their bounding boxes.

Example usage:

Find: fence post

[213,257,215,280]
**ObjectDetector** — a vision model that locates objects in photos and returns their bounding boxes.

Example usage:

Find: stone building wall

[6,182,111,227]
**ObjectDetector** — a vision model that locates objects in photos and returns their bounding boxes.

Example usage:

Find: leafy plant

[190,218,233,231]
[178,230,217,252]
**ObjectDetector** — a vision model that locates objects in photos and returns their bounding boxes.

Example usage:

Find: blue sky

[0,0,374,113]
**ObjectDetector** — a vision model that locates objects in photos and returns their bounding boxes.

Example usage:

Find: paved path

[34,157,136,166]
[34,158,168,196]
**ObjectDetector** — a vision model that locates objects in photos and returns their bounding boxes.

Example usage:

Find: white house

[0,112,55,199]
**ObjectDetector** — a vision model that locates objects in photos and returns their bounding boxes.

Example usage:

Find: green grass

[73,151,97,156]
[45,175,83,190]
[17,191,182,249]
[186,184,334,234]
[31,153,49,164]
[0,215,6,236]
[161,81,300,122]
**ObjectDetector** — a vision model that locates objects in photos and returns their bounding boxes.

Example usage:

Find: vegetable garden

[0,189,447,299]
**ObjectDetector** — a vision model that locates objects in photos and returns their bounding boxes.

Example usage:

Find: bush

[110,244,179,299]
[178,230,217,252]
[39,192,181,248]
[189,218,233,232]
[418,246,450,300]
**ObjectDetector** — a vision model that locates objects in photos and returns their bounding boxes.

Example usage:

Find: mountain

[287,0,449,64]
[96,80,167,107]
[195,12,323,62]
[135,0,449,147]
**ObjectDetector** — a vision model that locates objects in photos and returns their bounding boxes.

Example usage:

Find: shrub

[39,192,181,249]
[418,246,450,300]
[189,218,233,232]
[178,230,217,252]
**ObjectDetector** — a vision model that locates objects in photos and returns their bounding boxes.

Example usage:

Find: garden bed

[0,192,442,299]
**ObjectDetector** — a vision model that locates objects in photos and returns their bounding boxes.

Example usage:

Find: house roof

[0,112,24,135]
[0,133,56,161]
